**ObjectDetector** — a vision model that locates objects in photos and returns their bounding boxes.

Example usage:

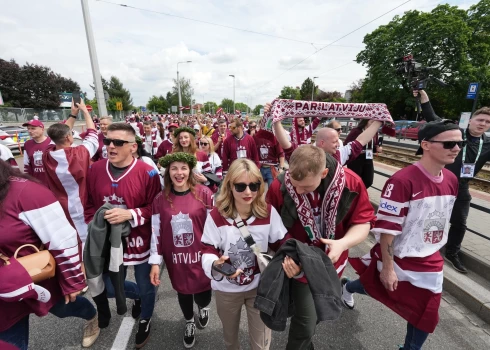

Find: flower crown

[135,135,143,144]
[158,152,197,169]
[173,126,196,138]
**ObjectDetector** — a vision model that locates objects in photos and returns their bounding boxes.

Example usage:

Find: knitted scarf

[260,99,394,132]
[284,161,345,243]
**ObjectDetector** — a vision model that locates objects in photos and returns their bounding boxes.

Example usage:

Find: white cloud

[0,0,478,107]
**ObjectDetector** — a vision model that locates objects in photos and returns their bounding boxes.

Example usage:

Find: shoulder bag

[0,244,55,283]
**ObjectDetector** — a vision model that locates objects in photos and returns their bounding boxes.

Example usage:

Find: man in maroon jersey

[22,119,53,184]
[43,99,98,245]
[85,123,161,349]
[211,118,232,159]
[289,117,321,145]
[221,117,260,175]
[92,116,112,162]
[154,123,178,160]
[253,129,285,187]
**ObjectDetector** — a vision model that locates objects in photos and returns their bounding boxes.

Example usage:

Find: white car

[0,130,17,151]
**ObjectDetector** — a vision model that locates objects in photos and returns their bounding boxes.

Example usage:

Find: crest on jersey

[102,145,108,159]
[226,237,256,286]
[171,212,194,247]
[259,145,269,159]
[423,210,446,244]
[33,150,44,167]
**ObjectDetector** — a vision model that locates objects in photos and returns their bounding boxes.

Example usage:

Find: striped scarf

[145,132,158,156]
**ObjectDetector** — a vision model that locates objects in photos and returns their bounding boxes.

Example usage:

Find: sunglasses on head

[233,182,261,192]
[426,140,466,149]
[103,138,132,147]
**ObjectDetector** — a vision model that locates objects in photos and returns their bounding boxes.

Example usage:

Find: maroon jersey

[23,137,53,184]
[91,132,108,162]
[0,178,85,331]
[155,139,173,160]
[42,128,99,243]
[150,185,213,294]
[253,132,284,165]
[221,133,260,173]
[211,129,232,159]
[86,158,161,265]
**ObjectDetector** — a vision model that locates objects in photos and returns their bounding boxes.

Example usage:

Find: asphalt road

[26,239,490,350]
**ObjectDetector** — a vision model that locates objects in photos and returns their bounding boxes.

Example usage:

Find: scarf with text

[284,161,345,244]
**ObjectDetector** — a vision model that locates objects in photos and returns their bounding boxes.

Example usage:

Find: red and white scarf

[284,162,345,244]
[260,99,394,132]
[145,132,158,156]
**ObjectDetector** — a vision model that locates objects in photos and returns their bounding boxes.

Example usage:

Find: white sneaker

[341,277,355,309]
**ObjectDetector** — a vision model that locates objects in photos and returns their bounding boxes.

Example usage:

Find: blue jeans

[346,279,429,350]
[102,263,155,320]
[260,166,274,187]
[0,296,96,350]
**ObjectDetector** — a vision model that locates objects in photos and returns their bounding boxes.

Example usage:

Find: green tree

[300,78,316,101]
[0,58,81,108]
[147,95,169,114]
[204,101,218,113]
[316,90,345,102]
[170,77,194,113]
[253,104,264,115]
[91,75,134,111]
[279,86,301,99]
[220,98,234,113]
[356,1,490,119]
[235,102,249,112]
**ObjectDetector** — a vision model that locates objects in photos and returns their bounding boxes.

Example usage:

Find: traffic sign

[459,112,471,129]
[86,105,93,112]
[171,106,177,112]
[467,83,479,99]
[141,106,147,112]
[116,102,123,111]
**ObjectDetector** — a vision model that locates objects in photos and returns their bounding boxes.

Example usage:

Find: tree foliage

[220,98,235,113]
[316,90,345,102]
[355,1,490,119]
[0,58,80,108]
[169,77,194,113]
[253,104,264,115]
[300,78,316,101]
[235,102,249,112]
[204,101,218,113]
[147,95,169,114]
[279,86,301,100]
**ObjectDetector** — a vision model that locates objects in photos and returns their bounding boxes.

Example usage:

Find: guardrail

[372,169,490,241]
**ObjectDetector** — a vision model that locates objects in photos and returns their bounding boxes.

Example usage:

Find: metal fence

[0,107,128,123]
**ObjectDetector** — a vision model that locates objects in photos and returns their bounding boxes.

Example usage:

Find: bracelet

[69,114,78,119]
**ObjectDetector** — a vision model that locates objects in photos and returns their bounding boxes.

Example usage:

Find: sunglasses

[250,125,257,129]
[233,182,261,193]
[426,140,466,149]
[103,138,132,147]
[200,142,209,146]
[334,128,342,132]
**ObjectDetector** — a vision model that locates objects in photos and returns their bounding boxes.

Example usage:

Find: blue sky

[0,0,478,107]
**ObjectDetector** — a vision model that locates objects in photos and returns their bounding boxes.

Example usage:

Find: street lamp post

[177,61,192,117]
[312,76,318,101]
[229,75,235,113]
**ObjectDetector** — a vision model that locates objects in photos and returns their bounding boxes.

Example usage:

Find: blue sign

[466,83,479,99]
[141,106,147,112]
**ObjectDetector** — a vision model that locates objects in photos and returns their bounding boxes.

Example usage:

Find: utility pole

[229,75,235,113]
[177,61,192,117]
[312,77,318,101]
[81,0,107,116]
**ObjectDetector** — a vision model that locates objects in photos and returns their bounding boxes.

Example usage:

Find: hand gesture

[104,208,132,224]
[380,267,398,292]
[193,172,207,183]
[64,290,81,304]
[264,103,272,113]
[77,99,88,113]
[282,256,301,278]
[320,238,346,264]
[213,255,242,278]
[150,265,161,286]
[71,98,80,116]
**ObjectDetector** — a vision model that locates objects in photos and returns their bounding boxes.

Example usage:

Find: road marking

[111,317,135,350]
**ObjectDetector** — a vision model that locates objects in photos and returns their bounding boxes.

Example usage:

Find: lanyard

[462,137,483,164]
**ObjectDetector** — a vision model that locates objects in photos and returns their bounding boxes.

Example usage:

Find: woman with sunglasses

[201,159,288,350]
[199,136,222,192]
[173,126,214,186]
[149,153,213,349]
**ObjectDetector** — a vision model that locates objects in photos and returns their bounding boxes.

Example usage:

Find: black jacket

[254,239,342,331]
[422,101,490,189]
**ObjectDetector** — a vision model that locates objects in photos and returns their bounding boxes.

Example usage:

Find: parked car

[394,120,418,135]
[0,130,17,150]
[399,121,426,140]
[0,125,30,148]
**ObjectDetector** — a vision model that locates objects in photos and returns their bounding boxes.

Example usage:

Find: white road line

[111,317,136,350]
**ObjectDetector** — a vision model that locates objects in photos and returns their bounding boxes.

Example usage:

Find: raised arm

[355,121,382,147]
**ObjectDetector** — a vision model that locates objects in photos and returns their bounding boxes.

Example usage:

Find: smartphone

[72,91,81,107]
[212,262,236,277]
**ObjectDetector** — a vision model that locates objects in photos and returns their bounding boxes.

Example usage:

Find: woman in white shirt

[201,159,288,350]
[199,136,222,192]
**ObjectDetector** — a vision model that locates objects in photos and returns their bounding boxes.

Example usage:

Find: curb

[370,200,490,324]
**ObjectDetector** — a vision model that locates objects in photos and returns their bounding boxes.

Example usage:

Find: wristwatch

[69,114,78,119]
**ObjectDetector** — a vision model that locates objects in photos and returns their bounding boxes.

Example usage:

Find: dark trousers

[177,290,212,320]
[446,186,471,256]
[346,156,374,189]
[286,280,317,350]
[346,279,429,350]
[0,296,96,350]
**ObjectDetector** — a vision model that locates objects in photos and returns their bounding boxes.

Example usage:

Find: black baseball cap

[415,119,461,155]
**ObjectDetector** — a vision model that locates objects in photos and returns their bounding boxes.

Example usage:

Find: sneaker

[194,307,209,329]
[135,319,151,349]
[183,321,196,349]
[132,299,142,319]
[82,313,100,348]
[445,253,468,273]
[341,277,355,309]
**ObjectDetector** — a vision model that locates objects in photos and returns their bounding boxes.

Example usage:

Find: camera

[394,54,446,90]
